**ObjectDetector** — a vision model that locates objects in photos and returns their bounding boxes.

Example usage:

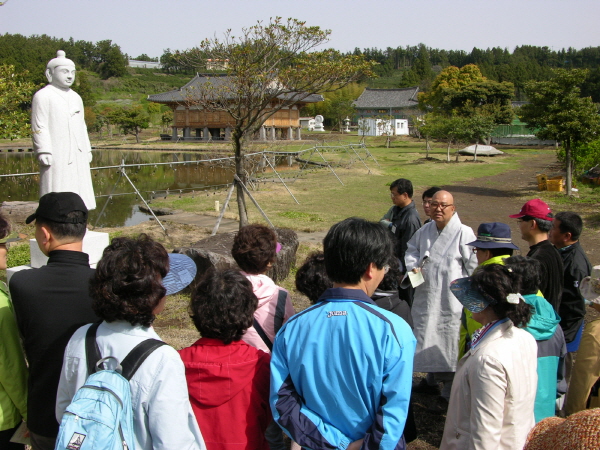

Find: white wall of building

[358,118,409,136]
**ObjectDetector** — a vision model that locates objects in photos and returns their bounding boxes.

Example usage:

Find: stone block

[174,227,298,285]
[30,230,109,268]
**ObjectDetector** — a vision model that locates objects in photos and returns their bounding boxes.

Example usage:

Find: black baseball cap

[26,192,88,224]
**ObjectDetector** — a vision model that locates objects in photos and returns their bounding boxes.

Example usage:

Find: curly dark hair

[295,252,333,304]
[472,263,532,328]
[377,256,402,292]
[504,255,542,296]
[231,224,277,274]
[0,213,10,240]
[189,269,257,344]
[90,234,169,327]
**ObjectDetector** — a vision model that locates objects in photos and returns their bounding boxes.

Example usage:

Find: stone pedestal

[6,230,110,283]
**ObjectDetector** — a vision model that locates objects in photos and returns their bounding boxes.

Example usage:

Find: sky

[1,0,599,59]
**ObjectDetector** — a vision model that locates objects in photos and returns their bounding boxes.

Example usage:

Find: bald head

[430,190,455,229]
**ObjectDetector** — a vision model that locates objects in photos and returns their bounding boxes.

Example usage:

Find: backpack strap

[120,339,167,381]
[253,319,273,351]
[273,289,287,335]
[85,322,103,375]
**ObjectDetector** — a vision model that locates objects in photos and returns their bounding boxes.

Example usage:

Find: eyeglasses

[430,202,454,210]
[422,200,432,206]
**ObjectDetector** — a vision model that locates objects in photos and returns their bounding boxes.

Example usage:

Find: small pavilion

[148,74,323,141]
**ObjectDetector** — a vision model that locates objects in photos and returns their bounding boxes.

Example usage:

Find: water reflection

[0,150,234,227]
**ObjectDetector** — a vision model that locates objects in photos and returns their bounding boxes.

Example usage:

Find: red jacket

[179,338,271,450]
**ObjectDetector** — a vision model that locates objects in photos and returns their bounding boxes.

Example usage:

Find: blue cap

[467,222,519,250]
[163,253,197,295]
[450,277,497,313]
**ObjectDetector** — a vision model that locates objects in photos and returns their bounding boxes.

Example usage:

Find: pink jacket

[241,273,295,353]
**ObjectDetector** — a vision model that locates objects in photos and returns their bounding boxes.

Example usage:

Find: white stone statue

[313,115,325,132]
[31,50,96,210]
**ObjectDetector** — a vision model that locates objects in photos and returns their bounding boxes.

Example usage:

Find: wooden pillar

[270,127,276,141]
[171,127,178,141]
[225,127,231,141]
[203,127,209,141]
[288,127,294,140]
[259,126,266,141]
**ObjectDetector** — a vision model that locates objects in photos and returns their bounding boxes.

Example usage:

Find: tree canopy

[519,68,600,195]
[418,64,514,124]
[181,17,376,227]
[0,64,36,140]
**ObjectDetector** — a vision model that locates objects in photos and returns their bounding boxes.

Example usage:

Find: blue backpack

[55,323,166,450]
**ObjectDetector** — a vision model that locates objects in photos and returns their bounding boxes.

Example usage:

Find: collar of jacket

[317,287,376,305]
[468,318,511,356]
[557,241,578,254]
[47,249,90,266]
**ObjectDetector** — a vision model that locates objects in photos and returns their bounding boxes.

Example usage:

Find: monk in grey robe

[404,190,477,411]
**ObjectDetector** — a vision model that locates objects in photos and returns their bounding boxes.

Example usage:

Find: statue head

[45,50,76,89]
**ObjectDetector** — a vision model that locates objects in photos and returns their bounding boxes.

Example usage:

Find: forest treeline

[2,33,600,101]
[0,33,129,83]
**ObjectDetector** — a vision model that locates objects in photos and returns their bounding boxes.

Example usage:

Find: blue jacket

[522,293,567,422]
[270,288,416,450]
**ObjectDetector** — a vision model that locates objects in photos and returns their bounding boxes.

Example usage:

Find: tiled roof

[353,87,420,109]
[148,74,323,104]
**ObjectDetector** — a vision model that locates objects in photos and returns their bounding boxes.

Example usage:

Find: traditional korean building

[353,87,421,122]
[148,74,323,141]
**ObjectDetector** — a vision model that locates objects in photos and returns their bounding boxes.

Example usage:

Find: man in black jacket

[549,211,592,381]
[380,178,421,306]
[9,192,98,450]
[510,198,564,312]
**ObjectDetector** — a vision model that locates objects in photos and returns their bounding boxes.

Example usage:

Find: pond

[0,150,236,227]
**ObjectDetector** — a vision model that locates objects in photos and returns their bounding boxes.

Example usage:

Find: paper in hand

[10,422,30,446]
[408,270,424,288]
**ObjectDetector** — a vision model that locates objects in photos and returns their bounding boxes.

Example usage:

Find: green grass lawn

[151,141,530,231]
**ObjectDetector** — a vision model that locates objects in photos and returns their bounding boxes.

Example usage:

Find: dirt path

[430,152,599,265]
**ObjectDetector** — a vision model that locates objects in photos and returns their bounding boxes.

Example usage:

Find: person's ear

[40,226,52,246]
[364,262,377,280]
[45,68,53,83]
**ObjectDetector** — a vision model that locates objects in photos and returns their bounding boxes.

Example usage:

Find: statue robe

[404,213,478,372]
[31,85,96,210]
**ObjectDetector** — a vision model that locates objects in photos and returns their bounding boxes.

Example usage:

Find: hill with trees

[2,32,600,139]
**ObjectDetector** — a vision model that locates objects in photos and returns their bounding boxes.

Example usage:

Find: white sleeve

[404,228,422,271]
[56,326,90,421]
[145,348,206,450]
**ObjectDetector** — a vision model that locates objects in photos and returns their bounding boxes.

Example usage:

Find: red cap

[509,199,553,220]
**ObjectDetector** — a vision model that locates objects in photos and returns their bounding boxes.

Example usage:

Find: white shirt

[56,321,205,450]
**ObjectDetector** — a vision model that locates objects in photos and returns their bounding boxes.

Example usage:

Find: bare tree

[181,17,375,227]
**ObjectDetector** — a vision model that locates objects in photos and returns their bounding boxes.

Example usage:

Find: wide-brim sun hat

[163,253,197,295]
[580,265,600,304]
[450,277,497,313]
[467,222,519,250]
